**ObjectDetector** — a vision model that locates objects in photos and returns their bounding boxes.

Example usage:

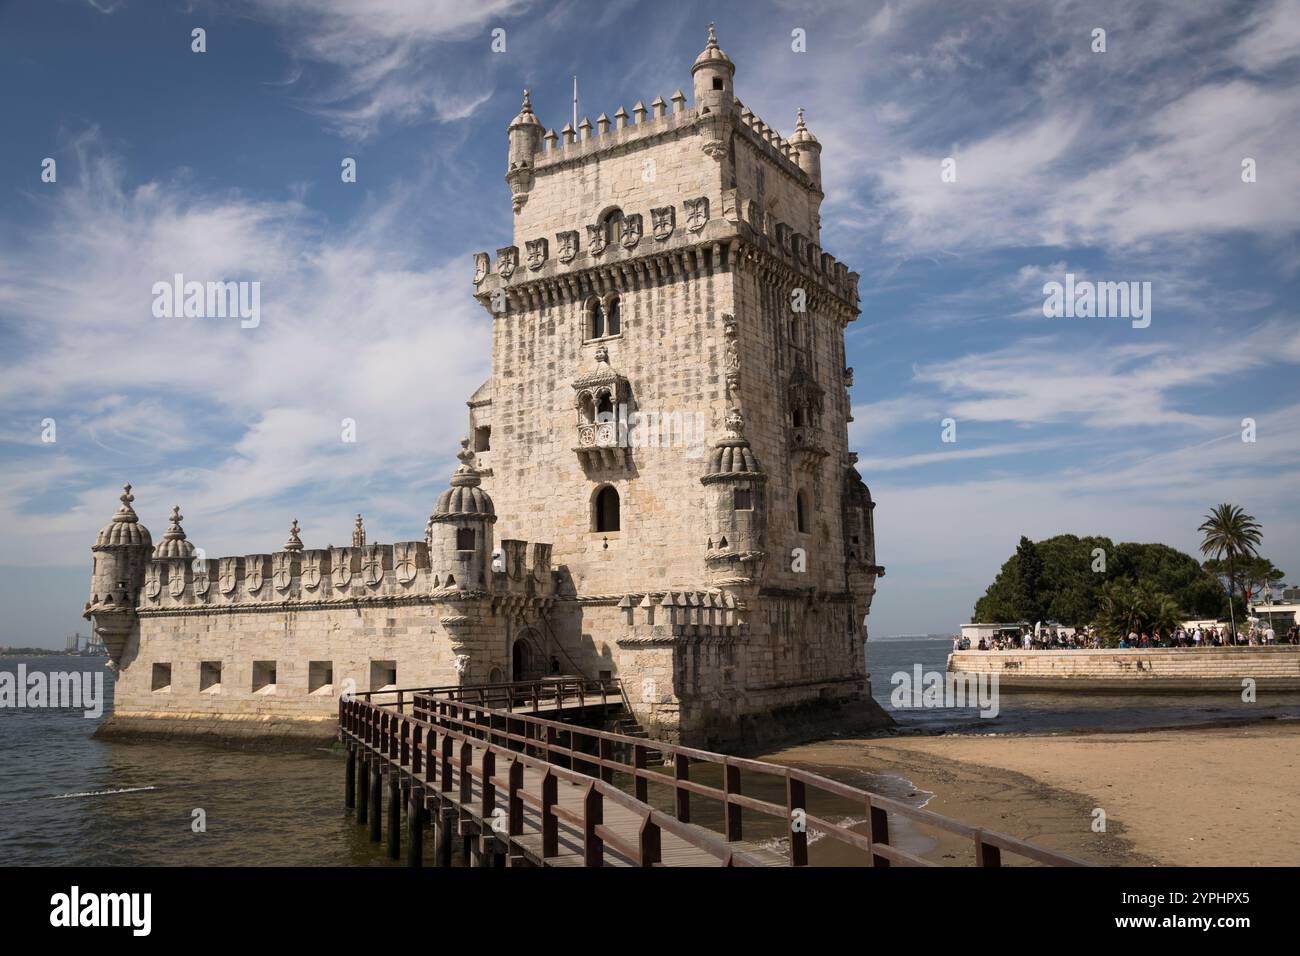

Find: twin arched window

[587,294,621,339]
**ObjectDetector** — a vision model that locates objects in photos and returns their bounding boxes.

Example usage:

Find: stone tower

[470,25,884,746]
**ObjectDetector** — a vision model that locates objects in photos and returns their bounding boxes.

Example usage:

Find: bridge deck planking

[406,735,777,867]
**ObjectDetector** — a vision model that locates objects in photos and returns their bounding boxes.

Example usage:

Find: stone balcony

[574,421,628,469]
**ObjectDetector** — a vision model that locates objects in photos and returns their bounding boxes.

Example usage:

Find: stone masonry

[85,26,888,748]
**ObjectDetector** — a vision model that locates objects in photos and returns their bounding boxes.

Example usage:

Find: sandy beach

[766,720,1300,866]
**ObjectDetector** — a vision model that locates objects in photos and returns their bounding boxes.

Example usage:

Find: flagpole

[573,75,578,131]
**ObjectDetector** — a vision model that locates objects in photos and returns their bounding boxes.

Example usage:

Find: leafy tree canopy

[972,534,1228,626]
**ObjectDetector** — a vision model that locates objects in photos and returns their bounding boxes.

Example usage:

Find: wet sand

[765,721,1300,866]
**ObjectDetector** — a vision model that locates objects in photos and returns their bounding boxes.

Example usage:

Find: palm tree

[1198,504,1263,642]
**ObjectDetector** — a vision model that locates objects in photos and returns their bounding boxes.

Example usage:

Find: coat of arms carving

[620,213,642,249]
[245,556,265,593]
[144,564,161,599]
[302,551,324,590]
[272,552,294,592]
[684,196,709,233]
[473,252,489,285]
[586,223,608,257]
[651,206,675,240]
[496,246,518,280]
[193,559,211,597]
[557,230,579,263]
[219,557,239,594]
[363,546,384,587]
[168,561,186,597]
[395,542,420,585]
[332,547,353,588]
[525,237,548,271]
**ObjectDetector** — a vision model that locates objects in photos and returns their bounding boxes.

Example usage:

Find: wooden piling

[368,763,382,843]
[406,787,423,867]
[387,772,402,859]
[345,744,356,810]
[357,754,369,825]
[434,809,454,867]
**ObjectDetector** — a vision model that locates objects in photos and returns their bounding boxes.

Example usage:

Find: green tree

[1198,504,1263,641]
[1202,555,1284,605]
[1009,535,1047,623]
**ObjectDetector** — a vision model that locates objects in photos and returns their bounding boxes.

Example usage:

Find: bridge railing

[356,677,620,716]
[340,690,765,866]
[341,683,1089,867]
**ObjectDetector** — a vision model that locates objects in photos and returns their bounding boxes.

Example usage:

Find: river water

[3,642,1297,865]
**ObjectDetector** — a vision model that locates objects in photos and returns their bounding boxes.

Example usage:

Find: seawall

[947,646,1300,691]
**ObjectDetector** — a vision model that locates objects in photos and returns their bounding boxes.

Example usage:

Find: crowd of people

[953,623,1300,651]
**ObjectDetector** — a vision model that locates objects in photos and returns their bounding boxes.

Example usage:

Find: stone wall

[948,647,1300,690]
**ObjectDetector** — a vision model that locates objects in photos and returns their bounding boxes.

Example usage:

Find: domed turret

[428,439,497,590]
[153,505,195,559]
[692,23,735,115]
[86,484,154,665]
[700,410,767,586]
[506,89,543,213]
[789,107,822,188]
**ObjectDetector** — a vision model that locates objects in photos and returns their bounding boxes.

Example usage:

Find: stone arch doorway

[511,629,546,681]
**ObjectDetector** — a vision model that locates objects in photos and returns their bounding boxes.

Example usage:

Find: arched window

[456,527,475,550]
[796,490,809,534]
[587,298,605,339]
[594,485,621,532]
[601,208,624,245]
[595,390,614,422]
[578,391,595,424]
[606,295,621,336]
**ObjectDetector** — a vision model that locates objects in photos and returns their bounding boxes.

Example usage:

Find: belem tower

[84,26,887,748]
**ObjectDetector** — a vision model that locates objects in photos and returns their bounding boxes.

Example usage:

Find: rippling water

[4,645,1297,865]
[868,637,1300,734]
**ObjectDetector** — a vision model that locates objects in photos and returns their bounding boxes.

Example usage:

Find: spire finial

[284,519,303,552]
[521,88,532,112]
[111,483,140,523]
[352,513,365,549]
[450,438,483,488]
[796,106,806,128]
[162,505,187,540]
[707,21,717,46]
[122,484,133,505]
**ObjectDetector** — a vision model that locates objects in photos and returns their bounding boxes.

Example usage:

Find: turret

[506,89,544,213]
[428,439,497,590]
[789,107,822,190]
[85,484,153,666]
[700,410,767,587]
[691,22,735,114]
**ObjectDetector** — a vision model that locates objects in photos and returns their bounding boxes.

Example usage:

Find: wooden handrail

[340,681,1090,868]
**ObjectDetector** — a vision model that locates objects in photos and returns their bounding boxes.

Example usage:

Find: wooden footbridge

[338,678,1089,867]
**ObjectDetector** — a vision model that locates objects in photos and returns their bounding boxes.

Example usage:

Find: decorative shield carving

[302,552,324,590]
[586,224,608,257]
[620,213,642,249]
[651,206,675,240]
[245,556,265,593]
[193,560,211,597]
[684,197,709,233]
[272,552,293,592]
[473,252,489,284]
[144,564,161,599]
[395,543,419,585]
[525,237,548,271]
[557,230,579,263]
[168,560,187,597]
[219,557,239,594]
[332,547,353,588]
[496,246,518,280]
[363,546,384,587]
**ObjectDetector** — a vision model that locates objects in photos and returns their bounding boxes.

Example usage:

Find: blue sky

[1,0,1298,646]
